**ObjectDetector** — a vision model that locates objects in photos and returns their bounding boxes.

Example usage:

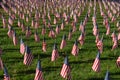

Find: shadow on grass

[18,69,35,75]
[101,57,115,61]
[88,77,103,80]
[3,48,19,52]
[70,59,94,64]
[34,53,51,59]
[43,66,60,72]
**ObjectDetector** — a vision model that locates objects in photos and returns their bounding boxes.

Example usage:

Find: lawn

[0,0,120,80]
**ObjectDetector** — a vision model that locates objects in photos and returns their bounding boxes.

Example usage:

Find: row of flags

[0,0,120,79]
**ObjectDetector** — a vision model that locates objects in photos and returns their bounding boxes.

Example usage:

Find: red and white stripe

[51,50,59,61]
[34,69,44,80]
[23,52,33,66]
[92,58,100,72]
[60,64,71,80]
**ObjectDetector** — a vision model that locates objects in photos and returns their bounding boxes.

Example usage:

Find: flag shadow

[70,59,94,64]
[43,66,60,72]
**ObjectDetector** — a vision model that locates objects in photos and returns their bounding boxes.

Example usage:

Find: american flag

[60,34,66,49]
[53,17,57,24]
[95,33,99,43]
[112,39,118,51]
[34,60,44,80]
[111,31,117,43]
[104,71,110,80]
[0,57,3,70]
[78,32,84,46]
[97,36,103,53]
[60,56,71,80]
[23,46,33,66]
[48,28,56,38]
[7,26,13,38]
[61,20,64,30]
[92,52,100,72]
[20,38,25,55]
[41,25,46,35]
[71,40,79,56]
[26,27,31,38]
[2,16,6,28]
[8,16,13,26]
[79,21,83,31]
[68,29,72,40]
[13,31,18,46]
[55,25,60,34]
[106,24,110,35]
[116,56,120,67]
[51,43,59,61]
[3,65,10,80]
[34,31,40,42]
[42,37,46,52]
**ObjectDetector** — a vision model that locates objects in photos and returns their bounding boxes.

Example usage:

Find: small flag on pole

[60,34,66,49]
[71,40,79,56]
[34,60,44,80]
[23,46,33,66]
[104,71,110,80]
[20,38,25,55]
[60,56,71,80]
[51,43,59,61]
[116,56,120,67]
[3,65,10,80]
[13,31,18,46]
[42,37,47,52]
[92,51,100,72]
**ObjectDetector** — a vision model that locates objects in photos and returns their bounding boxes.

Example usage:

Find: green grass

[0,1,120,80]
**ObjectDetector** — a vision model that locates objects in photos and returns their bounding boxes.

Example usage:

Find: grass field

[0,1,120,80]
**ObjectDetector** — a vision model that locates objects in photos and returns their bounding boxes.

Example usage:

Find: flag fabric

[48,28,56,38]
[23,46,33,66]
[51,43,59,61]
[8,16,13,26]
[7,27,13,38]
[104,71,110,80]
[68,29,72,40]
[41,25,46,35]
[26,27,31,38]
[97,36,103,53]
[106,24,110,35]
[60,56,71,80]
[34,31,40,42]
[116,56,120,67]
[42,37,47,52]
[55,25,60,34]
[71,40,79,56]
[111,31,117,43]
[13,32,18,46]
[92,52,100,72]
[0,57,3,70]
[78,32,85,46]
[21,22,25,32]
[61,20,64,30]
[34,60,44,80]
[3,65,10,80]
[111,39,118,51]
[2,16,6,28]
[60,34,66,49]
[20,38,25,55]
[95,33,99,43]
